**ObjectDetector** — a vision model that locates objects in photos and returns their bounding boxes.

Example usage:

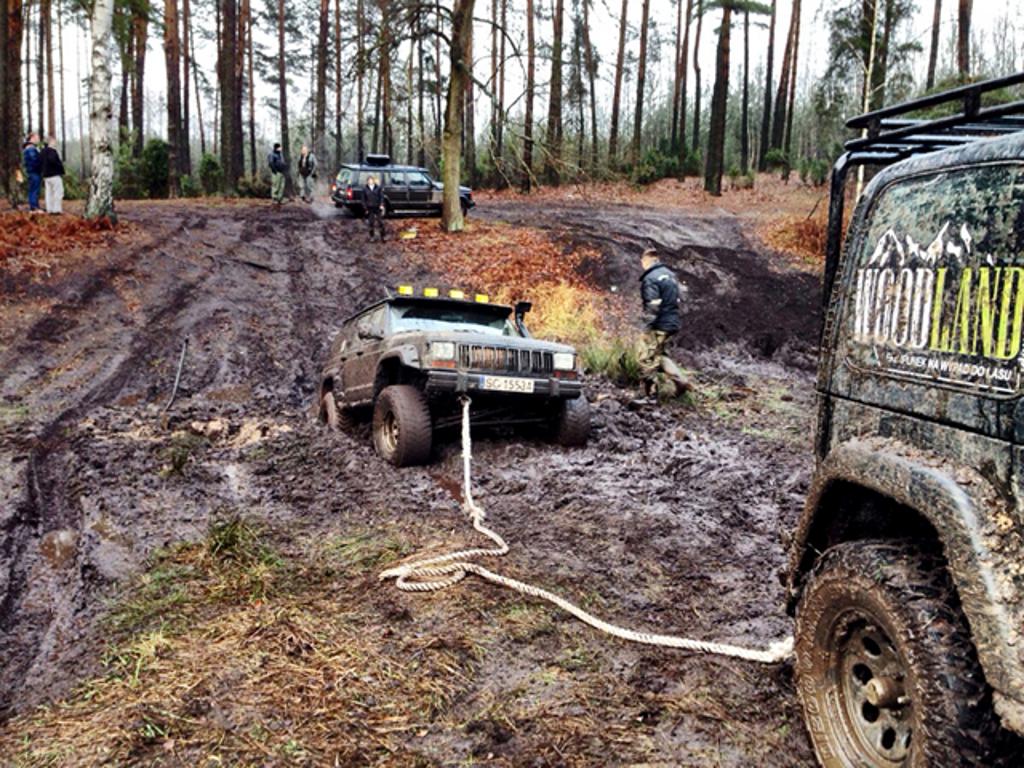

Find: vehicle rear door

[384,171,408,210]
[829,160,1024,440]
[407,170,434,209]
[342,306,388,403]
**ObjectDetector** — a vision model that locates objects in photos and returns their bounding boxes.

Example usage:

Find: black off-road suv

[317,290,589,465]
[787,73,1024,766]
[330,154,475,218]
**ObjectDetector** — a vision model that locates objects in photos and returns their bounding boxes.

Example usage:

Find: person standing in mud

[40,137,65,215]
[637,248,688,399]
[297,145,317,203]
[364,174,387,242]
[22,133,42,213]
[268,142,288,205]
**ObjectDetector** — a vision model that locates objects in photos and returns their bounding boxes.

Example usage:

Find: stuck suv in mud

[787,74,1024,766]
[317,290,590,465]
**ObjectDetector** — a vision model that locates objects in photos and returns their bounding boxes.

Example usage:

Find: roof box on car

[364,154,391,166]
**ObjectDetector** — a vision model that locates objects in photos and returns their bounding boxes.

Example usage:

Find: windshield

[390,303,517,336]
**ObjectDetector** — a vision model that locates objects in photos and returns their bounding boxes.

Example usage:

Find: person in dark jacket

[637,248,688,398]
[22,133,42,213]
[297,145,317,203]
[268,143,288,204]
[363,174,387,242]
[41,137,65,214]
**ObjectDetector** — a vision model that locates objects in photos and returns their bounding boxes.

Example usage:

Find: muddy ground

[0,198,820,765]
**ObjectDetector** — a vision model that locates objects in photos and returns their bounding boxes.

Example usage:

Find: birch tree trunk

[86,0,115,220]
[441,0,474,232]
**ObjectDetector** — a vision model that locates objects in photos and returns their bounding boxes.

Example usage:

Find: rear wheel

[460,199,470,218]
[552,396,590,447]
[372,385,433,466]
[795,540,1001,767]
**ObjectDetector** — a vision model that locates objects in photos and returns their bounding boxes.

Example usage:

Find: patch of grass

[158,431,205,477]
[323,531,411,574]
[580,337,644,385]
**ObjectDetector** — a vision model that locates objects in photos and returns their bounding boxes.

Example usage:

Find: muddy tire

[372,385,432,466]
[795,540,1001,768]
[553,395,590,447]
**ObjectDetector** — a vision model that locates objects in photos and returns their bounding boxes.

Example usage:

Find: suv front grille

[457,344,553,374]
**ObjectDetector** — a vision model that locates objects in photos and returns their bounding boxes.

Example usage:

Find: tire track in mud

[0,204,361,714]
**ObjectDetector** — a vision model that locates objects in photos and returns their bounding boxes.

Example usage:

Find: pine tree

[441,0,474,231]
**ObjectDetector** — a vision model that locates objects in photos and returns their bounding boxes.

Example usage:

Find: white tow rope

[379,397,795,665]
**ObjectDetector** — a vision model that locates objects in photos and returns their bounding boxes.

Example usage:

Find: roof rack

[820,72,1024,317]
[843,71,1024,160]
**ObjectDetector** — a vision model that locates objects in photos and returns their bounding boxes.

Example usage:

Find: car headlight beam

[552,352,575,371]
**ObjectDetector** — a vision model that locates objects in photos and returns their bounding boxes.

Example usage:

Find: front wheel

[372,385,433,466]
[794,540,1001,767]
[552,396,590,447]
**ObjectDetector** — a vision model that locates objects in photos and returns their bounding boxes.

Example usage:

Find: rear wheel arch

[790,448,1023,722]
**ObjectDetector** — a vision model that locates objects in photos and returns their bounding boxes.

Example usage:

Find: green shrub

[798,157,830,186]
[62,168,86,200]
[733,172,755,190]
[179,173,202,198]
[237,174,271,198]
[631,149,679,186]
[680,149,702,178]
[765,148,789,170]
[198,153,223,195]
[113,143,144,199]
[140,139,170,198]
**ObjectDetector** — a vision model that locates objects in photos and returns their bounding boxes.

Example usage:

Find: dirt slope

[0,200,819,766]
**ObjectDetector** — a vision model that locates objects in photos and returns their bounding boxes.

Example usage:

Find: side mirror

[514,301,533,338]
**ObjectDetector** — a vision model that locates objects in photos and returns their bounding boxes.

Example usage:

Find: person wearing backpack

[41,137,66,214]
[268,143,288,205]
[637,248,689,400]
[297,145,317,203]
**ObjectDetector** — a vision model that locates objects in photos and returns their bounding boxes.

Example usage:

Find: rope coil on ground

[379,397,794,665]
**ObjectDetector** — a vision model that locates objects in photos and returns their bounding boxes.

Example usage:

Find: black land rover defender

[317,290,589,466]
[787,73,1024,766]
[330,154,475,218]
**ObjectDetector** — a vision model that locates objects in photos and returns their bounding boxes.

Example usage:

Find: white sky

[28,0,1024,163]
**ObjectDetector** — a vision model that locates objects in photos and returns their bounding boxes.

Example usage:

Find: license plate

[481,375,535,394]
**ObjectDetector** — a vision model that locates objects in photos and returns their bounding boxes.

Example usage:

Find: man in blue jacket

[22,133,42,213]
[638,248,688,398]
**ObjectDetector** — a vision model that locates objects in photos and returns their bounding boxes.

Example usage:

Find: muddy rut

[0,200,820,765]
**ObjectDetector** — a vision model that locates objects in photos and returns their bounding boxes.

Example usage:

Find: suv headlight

[553,352,575,371]
[429,341,456,361]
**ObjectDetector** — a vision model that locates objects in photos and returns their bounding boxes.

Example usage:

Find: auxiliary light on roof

[395,285,491,302]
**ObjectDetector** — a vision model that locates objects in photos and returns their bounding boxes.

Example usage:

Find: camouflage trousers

[271,172,285,203]
[637,329,688,397]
